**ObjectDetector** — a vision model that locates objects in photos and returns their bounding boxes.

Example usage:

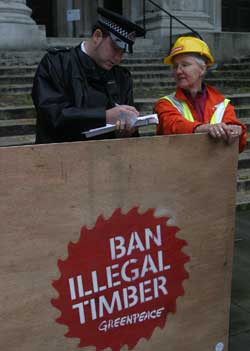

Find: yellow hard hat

[164,36,214,66]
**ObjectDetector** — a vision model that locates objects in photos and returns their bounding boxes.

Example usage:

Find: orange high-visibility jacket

[155,84,247,152]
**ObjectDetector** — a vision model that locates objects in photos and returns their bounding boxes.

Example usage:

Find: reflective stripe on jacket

[162,94,230,124]
[155,84,247,152]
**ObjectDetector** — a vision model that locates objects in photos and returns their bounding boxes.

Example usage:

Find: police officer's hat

[97,7,145,53]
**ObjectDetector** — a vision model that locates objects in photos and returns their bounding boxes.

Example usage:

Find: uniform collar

[75,45,115,83]
[80,41,88,54]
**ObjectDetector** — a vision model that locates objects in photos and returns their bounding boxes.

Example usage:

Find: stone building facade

[26,0,222,38]
[1,0,250,52]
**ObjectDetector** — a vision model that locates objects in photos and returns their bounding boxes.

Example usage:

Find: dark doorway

[104,0,123,14]
[222,0,250,32]
[27,0,55,36]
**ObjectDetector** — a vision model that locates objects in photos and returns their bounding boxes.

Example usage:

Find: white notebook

[83,114,158,138]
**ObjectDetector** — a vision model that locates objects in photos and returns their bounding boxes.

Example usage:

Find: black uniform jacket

[32,45,135,143]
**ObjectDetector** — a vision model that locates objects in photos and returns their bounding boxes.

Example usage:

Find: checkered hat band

[100,16,129,39]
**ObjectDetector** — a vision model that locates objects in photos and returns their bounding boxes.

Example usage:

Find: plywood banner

[0,135,239,351]
[52,207,189,351]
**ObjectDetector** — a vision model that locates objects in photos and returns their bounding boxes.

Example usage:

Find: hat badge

[128,31,136,42]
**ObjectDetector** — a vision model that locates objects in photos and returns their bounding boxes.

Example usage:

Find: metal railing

[143,0,202,49]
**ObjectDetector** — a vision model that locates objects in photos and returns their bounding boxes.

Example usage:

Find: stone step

[206,78,250,90]
[238,150,250,169]
[123,64,167,73]
[228,93,250,106]
[237,176,250,193]
[134,98,156,114]
[0,93,32,107]
[0,118,156,138]
[134,97,250,119]
[135,88,250,100]
[0,105,249,135]
[0,118,35,128]
[0,84,250,107]
[134,96,250,114]
[3,123,250,152]
[0,74,34,85]
[0,52,44,66]
[0,134,35,147]
[46,37,162,55]
[1,62,250,82]
[1,50,250,71]
[0,65,37,76]
[0,84,32,94]
[0,80,249,97]
[207,70,250,79]
[238,56,250,63]
[0,57,166,73]
[0,105,35,119]
[0,50,165,67]
[237,119,250,135]
[152,86,250,98]
[134,80,175,91]
[131,71,172,80]
[0,98,249,125]
[234,108,250,120]
[0,118,35,137]
[244,139,250,151]
[133,77,250,88]
[0,70,249,99]
[236,193,250,210]
[0,63,222,83]
[220,62,250,71]
[0,62,230,79]
[222,63,250,71]
[238,168,250,179]
[131,69,250,80]
[122,57,165,65]
[0,106,248,137]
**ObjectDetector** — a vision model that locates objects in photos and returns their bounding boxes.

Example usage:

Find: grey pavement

[229,209,250,351]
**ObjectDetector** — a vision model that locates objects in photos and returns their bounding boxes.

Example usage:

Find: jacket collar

[175,84,226,105]
[74,45,115,83]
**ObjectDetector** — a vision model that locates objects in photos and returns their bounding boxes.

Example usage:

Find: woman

[155,36,246,152]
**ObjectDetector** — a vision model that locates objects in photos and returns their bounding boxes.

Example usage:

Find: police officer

[32,7,145,144]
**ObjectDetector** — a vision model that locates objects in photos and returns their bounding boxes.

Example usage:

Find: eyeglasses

[172,62,193,71]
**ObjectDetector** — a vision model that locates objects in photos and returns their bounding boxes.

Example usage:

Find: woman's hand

[225,124,242,144]
[195,122,242,144]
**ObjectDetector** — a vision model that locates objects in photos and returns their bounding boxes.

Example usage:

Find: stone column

[80,0,97,37]
[141,0,221,48]
[0,0,46,50]
[164,0,221,32]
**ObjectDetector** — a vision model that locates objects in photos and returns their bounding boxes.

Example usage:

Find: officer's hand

[106,105,139,132]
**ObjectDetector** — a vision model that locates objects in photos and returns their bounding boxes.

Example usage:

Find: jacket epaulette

[47,47,71,54]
